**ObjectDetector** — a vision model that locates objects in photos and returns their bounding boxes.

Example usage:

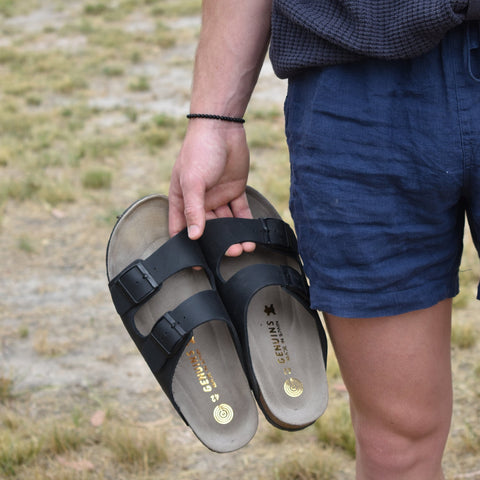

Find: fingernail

[188,224,200,239]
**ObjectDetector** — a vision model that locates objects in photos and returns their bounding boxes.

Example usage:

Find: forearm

[189,0,272,117]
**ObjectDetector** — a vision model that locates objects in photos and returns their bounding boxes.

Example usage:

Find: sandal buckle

[151,312,187,357]
[115,261,159,305]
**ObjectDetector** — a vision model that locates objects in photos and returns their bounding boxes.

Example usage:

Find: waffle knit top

[270,0,475,78]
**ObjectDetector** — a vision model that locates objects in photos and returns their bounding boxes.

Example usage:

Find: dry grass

[102,424,167,469]
[0,399,168,478]
[462,423,480,455]
[315,402,356,459]
[271,449,339,480]
[0,375,15,403]
[452,323,478,350]
[33,330,71,357]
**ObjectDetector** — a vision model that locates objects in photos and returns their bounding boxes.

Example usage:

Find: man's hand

[168,120,254,255]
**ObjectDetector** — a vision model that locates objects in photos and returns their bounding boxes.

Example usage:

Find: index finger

[168,178,206,240]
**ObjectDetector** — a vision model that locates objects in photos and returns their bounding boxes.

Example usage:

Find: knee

[353,402,451,477]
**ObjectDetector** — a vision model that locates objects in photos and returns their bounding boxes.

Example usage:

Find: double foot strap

[199,216,314,338]
[200,217,299,275]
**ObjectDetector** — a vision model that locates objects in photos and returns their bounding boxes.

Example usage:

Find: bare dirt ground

[1,3,479,480]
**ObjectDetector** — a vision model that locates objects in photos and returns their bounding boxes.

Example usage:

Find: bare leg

[324,299,453,480]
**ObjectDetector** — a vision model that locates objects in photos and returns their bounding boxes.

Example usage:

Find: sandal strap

[138,289,232,374]
[109,230,210,316]
[200,217,298,273]
[219,263,310,332]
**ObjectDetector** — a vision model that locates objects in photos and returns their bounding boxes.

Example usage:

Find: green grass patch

[18,326,29,339]
[249,107,283,121]
[128,75,150,92]
[0,175,75,206]
[326,350,342,381]
[76,136,127,161]
[452,323,478,350]
[84,3,109,16]
[150,0,201,17]
[141,128,170,149]
[60,104,98,133]
[0,0,18,17]
[53,74,88,95]
[102,64,125,77]
[45,425,88,456]
[0,110,35,139]
[39,182,76,206]
[25,95,42,107]
[1,49,92,100]
[87,27,136,49]
[1,177,41,202]
[0,146,12,167]
[153,113,180,128]
[138,114,184,151]
[102,424,167,469]
[247,122,285,149]
[0,48,22,65]
[0,375,14,403]
[272,450,338,480]
[124,106,138,123]
[84,24,176,51]
[17,235,35,254]
[130,50,143,64]
[263,426,285,445]
[82,169,112,190]
[315,401,356,458]
[0,400,165,476]
[0,432,40,477]
[461,423,480,454]
[154,22,177,48]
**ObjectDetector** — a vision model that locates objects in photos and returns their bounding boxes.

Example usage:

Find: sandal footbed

[207,186,328,429]
[106,195,258,452]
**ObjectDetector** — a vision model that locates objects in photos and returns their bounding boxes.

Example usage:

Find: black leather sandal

[106,194,258,452]
[198,186,328,430]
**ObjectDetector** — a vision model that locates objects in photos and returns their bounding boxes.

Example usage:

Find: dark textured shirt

[270,0,474,78]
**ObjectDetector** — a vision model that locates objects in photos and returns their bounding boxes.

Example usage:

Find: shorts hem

[310,277,459,318]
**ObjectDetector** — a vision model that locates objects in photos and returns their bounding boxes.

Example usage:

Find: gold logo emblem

[213,404,234,424]
[284,377,304,398]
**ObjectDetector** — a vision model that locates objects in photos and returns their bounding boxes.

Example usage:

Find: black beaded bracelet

[186,113,245,124]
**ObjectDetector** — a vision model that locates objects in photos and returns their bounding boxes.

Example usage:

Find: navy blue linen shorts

[285,23,480,318]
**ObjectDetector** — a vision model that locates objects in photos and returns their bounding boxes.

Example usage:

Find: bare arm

[168,0,272,243]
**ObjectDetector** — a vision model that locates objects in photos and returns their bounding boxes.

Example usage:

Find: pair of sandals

[106,186,328,453]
